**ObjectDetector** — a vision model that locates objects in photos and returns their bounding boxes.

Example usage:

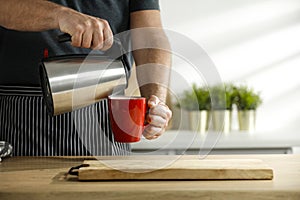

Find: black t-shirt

[0,0,159,86]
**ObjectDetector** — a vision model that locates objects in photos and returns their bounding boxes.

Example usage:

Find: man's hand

[143,95,172,140]
[0,0,113,51]
[57,7,113,50]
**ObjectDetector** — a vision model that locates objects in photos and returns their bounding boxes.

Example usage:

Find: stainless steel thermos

[39,35,128,116]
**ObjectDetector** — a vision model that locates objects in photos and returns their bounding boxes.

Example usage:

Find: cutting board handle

[68,164,89,176]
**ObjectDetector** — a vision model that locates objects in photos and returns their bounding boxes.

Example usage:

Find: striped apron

[0,86,130,156]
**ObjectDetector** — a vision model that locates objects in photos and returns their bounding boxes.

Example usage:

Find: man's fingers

[82,30,93,48]
[142,95,173,140]
[143,125,164,140]
[91,19,113,50]
[147,114,167,128]
[71,31,83,47]
[148,95,172,119]
[91,31,104,50]
[149,104,172,120]
[61,14,113,50]
[148,95,160,108]
[101,20,114,51]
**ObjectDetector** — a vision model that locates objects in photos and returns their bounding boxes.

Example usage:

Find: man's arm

[130,10,172,140]
[0,0,61,31]
[0,0,112,50]
[130,10,171,102]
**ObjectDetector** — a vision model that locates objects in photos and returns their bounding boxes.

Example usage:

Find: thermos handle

[57,33,72,43]
[57,33,130,79]
[57,33,124,56]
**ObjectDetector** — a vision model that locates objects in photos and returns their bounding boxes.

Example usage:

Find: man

[0,0,172,156]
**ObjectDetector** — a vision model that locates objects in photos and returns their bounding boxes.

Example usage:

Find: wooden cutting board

[74,158,273,180]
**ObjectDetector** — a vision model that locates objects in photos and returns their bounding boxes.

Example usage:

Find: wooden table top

[0,155,300,200]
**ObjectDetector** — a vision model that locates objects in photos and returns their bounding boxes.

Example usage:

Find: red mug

[108,96,147,143]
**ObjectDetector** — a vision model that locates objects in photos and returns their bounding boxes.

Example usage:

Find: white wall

[160,0,300,133]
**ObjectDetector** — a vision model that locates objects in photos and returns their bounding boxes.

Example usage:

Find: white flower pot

[206,111,211,131]
[238,110,256,132]
[211,110,232,133]
[188,110,208,134]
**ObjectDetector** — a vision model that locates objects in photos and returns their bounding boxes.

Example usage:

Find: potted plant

[210,84,234,133]
[177,84,210,134]
[232,85,262,132]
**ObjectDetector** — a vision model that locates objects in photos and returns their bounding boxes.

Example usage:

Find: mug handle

[142,105,150,131]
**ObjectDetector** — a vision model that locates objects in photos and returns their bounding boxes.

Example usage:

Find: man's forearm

[0,0,64,31]
[133,45,172,103]
[130,10,172,139]
[130,10,172,103]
